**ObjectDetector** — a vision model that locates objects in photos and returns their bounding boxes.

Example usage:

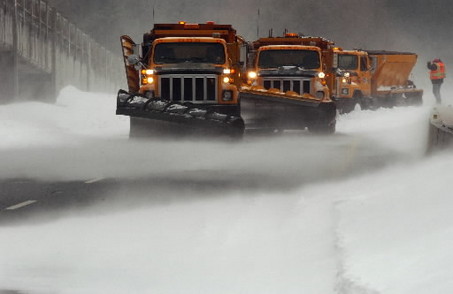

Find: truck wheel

[308,120,336,134]
[342,92,363,113]
[227,117,245,140]
[129,117,168,139]
[129,117,149,139]
[405,92,423,106]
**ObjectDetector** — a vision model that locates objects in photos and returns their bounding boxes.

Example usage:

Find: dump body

[367,51,421,96]
[116,22,246,138]
[241,35,336,133]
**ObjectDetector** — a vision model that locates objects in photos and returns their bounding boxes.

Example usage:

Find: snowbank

[0,86,452,294]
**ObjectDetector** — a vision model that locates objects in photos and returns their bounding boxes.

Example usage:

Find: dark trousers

[432,83,442,104]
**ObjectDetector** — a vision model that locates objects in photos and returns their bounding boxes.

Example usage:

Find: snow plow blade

[240,87,336,134]
[427,106,453,153]
[116,90,245,138]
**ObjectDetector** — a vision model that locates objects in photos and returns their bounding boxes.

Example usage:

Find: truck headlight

[248,71,257,79]
[141,69,154,75]
[318,72,326,79]
[343,72,350,78]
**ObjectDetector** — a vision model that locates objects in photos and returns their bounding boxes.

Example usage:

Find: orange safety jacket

[430,62,446,80]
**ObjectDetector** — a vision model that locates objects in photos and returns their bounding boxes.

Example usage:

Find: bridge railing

[0,0,125,98]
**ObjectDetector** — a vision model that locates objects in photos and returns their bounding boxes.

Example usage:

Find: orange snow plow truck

[330,49,423,113]
[241,33,337,133]
[116,22,247,138]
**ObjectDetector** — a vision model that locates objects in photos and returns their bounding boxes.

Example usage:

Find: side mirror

[127,54,140,66]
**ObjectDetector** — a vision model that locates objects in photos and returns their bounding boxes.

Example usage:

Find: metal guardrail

[0,0,124,94]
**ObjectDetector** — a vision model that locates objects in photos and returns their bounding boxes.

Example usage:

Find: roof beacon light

[184,23,200,29]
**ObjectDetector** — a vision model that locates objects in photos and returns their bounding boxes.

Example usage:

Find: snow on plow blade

[427,106,453,153]
[240,87,336,134]
[116,90,245,138]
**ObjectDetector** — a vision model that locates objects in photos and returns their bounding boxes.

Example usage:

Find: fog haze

[3,1,453,292]
[46,0,453,92]
[48,0,452,52]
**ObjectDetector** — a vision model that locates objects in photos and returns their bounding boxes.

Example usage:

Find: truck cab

[139,36,240,116]
[121,22,246,117]
[239,34,337,133]
[331,49,372,112]
[247,44,329,101]
[117,22,247,138]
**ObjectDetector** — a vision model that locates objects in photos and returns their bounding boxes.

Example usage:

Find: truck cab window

[360,56,368,71]
[258,50,320,69]
[338,55,358,70]
[154,43,226,64]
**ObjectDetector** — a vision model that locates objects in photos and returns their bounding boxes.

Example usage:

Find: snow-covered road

[0,86,452,294]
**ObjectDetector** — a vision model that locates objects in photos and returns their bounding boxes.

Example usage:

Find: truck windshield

[154,43,226,64]
[258,50,320,69]
[338,54,358,70]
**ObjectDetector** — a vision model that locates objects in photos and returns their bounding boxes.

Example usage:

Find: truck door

[120,35,140,93]
[359,55,372,97]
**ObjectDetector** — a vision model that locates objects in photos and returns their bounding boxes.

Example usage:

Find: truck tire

[129,117,172,139]
[405,92,423,106]
[308,120,336,134]
[129,117,151,139]
[340,92,363,114]
[307,103,336,134]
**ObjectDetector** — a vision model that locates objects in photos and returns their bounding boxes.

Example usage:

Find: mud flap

[120,35,140,93]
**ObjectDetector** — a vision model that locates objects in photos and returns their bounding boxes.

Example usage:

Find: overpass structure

[0,0,124,103]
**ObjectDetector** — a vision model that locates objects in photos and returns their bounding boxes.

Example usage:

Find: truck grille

[263,78,311,95]
[159,74,217,103]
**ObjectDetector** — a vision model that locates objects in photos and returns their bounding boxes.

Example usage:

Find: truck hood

[258,66,319,77]
[155,63,224,74]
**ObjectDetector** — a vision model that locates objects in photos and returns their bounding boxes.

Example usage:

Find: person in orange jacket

[427,58,446,104]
